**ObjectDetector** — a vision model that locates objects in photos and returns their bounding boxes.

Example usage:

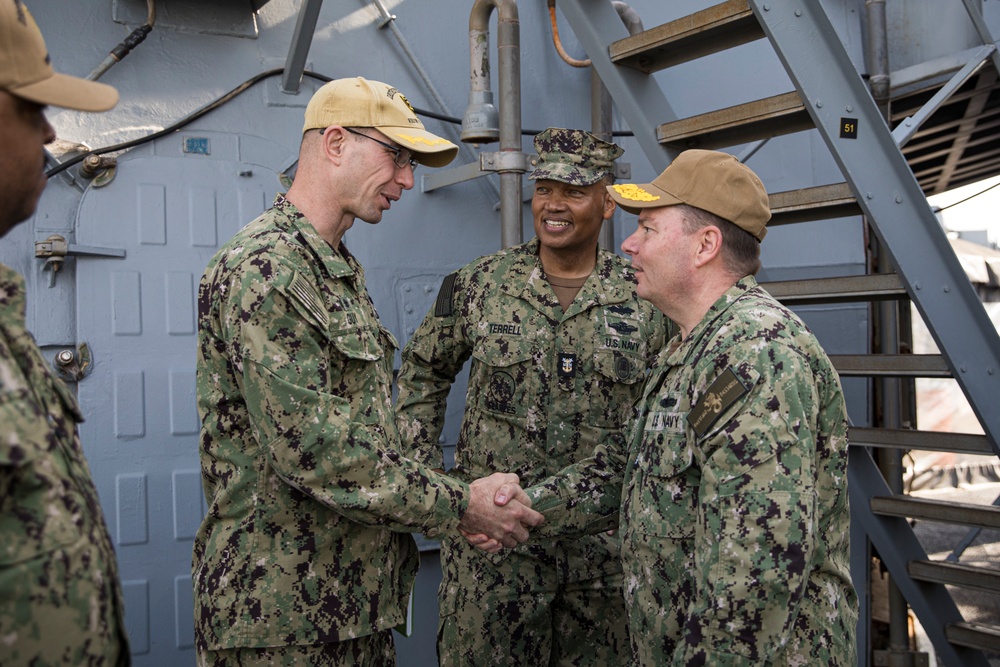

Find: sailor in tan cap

[193,77,542,666]
[0,0,117,237]
[0,2,129,666]
[514,150,857,665]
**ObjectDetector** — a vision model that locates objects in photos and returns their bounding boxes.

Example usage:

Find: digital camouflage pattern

[193,195,471,656]
[529,277,857,666]
[0,263,130,666]
[528,128,625,186]
[198,629,394,667]
[396,238,666,666]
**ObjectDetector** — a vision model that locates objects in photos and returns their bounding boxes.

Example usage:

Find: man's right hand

[457,473,544,552]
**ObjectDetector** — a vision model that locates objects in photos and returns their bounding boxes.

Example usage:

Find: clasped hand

[457,473,543,553]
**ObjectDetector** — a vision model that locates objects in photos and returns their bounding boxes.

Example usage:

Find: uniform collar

[269,194,361,284]
[502,238,636,318]
[660,275,760,367]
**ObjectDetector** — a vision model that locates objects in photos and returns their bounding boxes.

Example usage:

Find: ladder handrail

[747,0,1000,458]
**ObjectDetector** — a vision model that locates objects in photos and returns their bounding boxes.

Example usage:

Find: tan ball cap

[303,77,459,168]
[0,0,118,111]
[607,149,771,242]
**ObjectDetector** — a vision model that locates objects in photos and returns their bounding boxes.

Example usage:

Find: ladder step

[764,274,906,305]
[871,496,1000,530]
[849,427,994,455]
[609,0,763,73]
[909,560,1000,594]
[831,355,950,377]
[657,91,811,150]
[768,183,861,226]
[946,622,1000,653]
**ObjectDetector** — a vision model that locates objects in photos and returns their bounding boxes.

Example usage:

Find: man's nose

[621,231,638,256]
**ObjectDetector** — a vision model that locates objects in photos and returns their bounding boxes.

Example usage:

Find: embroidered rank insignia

[558,353,577,378]
[687,367,749,437]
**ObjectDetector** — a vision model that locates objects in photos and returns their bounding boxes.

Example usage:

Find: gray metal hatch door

[73,131,294,666]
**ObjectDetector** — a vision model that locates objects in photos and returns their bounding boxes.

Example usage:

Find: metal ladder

[554,0,1000,664]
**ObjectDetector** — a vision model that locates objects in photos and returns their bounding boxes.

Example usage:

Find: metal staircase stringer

[849,447,991,667]
[961,0,1000,75]
[555,0,678,173]
[747,0,1000,456]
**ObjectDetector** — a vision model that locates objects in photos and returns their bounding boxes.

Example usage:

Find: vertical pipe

[863,0,890,112]
[466,0,523,249]
[592,69,615,251]
[495,1,523,249]
[863,3,908,658]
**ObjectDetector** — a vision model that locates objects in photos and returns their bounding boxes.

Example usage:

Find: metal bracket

[420,152,528,193]
[35,234,126,288]
[79,154,119,188]
[479,151,530,173]
[53,342,93,383]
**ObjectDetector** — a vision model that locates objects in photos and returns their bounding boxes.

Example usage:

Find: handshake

[456,473,544,553]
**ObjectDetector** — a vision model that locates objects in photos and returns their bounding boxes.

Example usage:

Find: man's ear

[319,125,348,165]
[693,225,723,268]
[603,192,617,220]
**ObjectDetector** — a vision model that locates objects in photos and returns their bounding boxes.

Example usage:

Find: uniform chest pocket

[328,325,392,417]
[589,349,645,428]
[470,339,535,421]
[330,325,386,362]
[627,427,698,540]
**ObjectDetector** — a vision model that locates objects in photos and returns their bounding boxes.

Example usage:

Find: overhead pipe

[462,0,523,248]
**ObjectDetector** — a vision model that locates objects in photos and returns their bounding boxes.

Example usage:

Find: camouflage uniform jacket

[530,277,857,666]
[396,238,665,582]
[194,195,470,650]
[0,263,130,666]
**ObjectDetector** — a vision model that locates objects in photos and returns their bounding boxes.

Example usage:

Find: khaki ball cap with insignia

[608,149,771,242]
[0,0,118,111]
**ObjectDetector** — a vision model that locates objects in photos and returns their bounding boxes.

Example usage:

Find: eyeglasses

[344,128,418,171]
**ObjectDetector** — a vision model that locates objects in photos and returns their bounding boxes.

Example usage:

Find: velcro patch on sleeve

[687,367,749,438]
[434,272,459,318]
